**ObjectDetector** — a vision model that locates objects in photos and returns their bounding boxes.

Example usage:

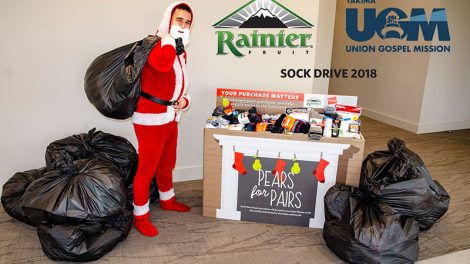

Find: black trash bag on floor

[45,128,138,187]
[22,158,126,225]
[414,180,450,231]
[84,35,159,119]
[37,210,132,262]
[1,167,47,226]
[360,138,450,231]
[323,184,419,264]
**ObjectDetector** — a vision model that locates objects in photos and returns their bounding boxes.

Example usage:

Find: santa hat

[157,1,194,35]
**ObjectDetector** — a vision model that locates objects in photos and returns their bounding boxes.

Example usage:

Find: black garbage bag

[84,35,159,119]
[22,158,126,225]
[45,128,138,187]
[45,128,159,210]
[323,184,419,264]
[1,167,47,226]
[414,180,450,231]
[360,138,450,231]
[37,210,132,262]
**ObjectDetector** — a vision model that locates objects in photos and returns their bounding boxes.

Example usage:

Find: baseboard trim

[362,107,419,133]
[173,165,203,182]
[417,120,470,134]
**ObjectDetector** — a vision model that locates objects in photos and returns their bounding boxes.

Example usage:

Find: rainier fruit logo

[213,0,314,57]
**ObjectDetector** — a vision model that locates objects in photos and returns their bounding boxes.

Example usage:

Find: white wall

[0,0,330,187]
[313,0,337,92]
[329,0,439,133]
[329,0,469,134]
[418,0,470,133]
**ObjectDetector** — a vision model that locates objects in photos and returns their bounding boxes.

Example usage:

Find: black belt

[141,91,177,106]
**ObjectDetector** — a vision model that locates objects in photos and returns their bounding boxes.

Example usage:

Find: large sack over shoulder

[37,210,132,262]
[45,128,137,187]
[84,35,159,119]
[323,184,419,264]
[22,158,126,225]
[1,168,47,226]
[360,138,450,231]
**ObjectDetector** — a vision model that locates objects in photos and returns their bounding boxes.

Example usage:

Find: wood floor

[1,117,469,264]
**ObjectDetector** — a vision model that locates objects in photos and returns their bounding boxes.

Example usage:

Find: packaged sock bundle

[274,114,311,134]
[256,123,273,132]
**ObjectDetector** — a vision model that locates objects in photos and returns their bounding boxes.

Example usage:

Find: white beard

[170,24,190,47]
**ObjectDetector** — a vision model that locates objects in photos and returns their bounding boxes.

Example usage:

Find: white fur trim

[182,95,191,110]
[180,54,190,112]
[133,200,150,216]
[159,188,176,201]
[175,111,182,122]
[132,109,176,126]
[171,56,185,122]
[158,2,193,35]
[172,57,183,101]
[161,36,175,48]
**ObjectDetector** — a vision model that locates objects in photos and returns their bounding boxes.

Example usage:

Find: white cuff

[133,200,150,216]
[161,36,175,48]
[159,188,175,201]
[132,110,174,126]
[183,95,191,110]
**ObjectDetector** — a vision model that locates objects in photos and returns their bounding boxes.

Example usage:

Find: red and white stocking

[233,151,247,175]
[313,158,330,183]
[272,158,287,181]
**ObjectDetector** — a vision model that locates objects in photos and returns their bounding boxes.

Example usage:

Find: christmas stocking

[233,151,247,175]
[272,159,287,181]
[314,158,330,183]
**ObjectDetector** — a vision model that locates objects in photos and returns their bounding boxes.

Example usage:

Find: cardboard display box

[202,88,365,227]
[203,129,365,219]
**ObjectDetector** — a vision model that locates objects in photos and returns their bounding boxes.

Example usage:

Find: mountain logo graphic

[213,0,313,28]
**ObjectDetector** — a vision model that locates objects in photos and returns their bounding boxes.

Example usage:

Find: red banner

[217,88,305,101]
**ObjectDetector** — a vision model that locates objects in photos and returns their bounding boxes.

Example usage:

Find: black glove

[175,37,185,55]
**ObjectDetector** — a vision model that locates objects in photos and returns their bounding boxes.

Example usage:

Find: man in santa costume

[131,1,193,237]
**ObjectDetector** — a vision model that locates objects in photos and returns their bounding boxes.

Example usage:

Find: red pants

[133,121,177,210]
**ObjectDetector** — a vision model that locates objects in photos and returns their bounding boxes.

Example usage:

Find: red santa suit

[131,1,193,237]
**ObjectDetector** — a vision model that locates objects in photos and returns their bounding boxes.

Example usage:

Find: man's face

[171,8,192,30]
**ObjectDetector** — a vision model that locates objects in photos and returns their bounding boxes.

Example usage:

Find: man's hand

[172,98,187,109]
[175,38,185,55]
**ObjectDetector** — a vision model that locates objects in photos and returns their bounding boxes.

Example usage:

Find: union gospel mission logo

[213,0,314,58]
[346,2,451,53]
